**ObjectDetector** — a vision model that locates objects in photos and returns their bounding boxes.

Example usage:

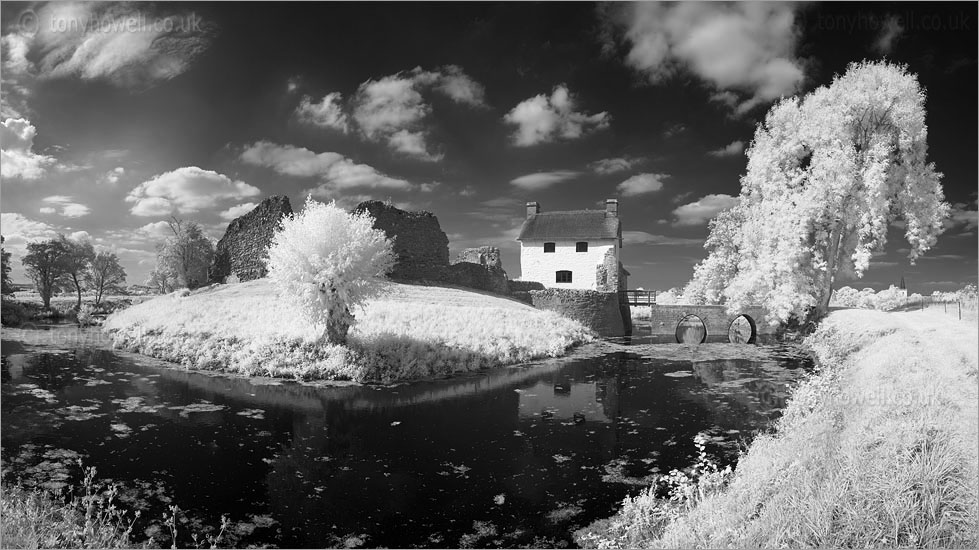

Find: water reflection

[1,328,811,548]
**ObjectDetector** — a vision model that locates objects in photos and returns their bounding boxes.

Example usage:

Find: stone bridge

[640,304,773,343]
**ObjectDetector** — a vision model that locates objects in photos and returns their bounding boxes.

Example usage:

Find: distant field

[104,279,593,383]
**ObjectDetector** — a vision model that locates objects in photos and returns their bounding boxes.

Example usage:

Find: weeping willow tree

[685,61,949,324]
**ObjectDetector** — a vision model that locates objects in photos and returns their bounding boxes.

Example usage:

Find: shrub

[77,304,97,326]
[575,433,733,549]
[266,198,394,344]
[1,466,143,549]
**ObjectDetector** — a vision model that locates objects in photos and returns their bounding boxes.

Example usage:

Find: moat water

[1,324,811,548]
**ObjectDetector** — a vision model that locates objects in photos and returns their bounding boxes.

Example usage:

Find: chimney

[526,201,540,218]
[605,198,618,217]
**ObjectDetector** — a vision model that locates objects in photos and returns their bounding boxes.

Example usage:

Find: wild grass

[1,465,234,549]
[1,466,145,549]
[103,279,594,383]
[576,308,978,548]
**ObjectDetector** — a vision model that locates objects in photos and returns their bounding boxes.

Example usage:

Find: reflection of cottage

[516,199,628,291]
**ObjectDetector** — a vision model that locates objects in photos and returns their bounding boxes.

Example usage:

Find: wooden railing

[619,290,656,306]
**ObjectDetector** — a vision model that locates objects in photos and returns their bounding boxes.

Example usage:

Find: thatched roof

[516,210,620,241]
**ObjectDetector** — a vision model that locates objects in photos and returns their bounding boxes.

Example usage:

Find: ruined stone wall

[595,249,620,292]
[530,288,626,337]
[354,201,449,281]
[508,280,545,304]
[447,246,509,295]
[455,246,502,269]
[212,196,293,282]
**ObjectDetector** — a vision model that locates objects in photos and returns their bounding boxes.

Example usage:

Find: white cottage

[516,199,628,291]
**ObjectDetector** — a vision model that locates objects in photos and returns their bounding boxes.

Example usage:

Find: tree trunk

[73,274,82,310]
[817,222,845,321]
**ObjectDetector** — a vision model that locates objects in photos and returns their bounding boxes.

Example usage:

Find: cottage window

[543,242,556,253]
[556,270,573,283]
[576,241,588,252]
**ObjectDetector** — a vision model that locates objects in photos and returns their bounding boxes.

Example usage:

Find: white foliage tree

[266,198,395,344]
[683,205,744,305]
[687,61,949,324]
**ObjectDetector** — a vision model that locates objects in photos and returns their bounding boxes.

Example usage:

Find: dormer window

[544,242,556,253]
[576,242,588,252]
[556,270,572,283]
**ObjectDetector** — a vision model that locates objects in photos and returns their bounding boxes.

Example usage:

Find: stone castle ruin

[211,195,293,283]
[212,197,512,295]
[352,201,450,281]
[447,246,510,295]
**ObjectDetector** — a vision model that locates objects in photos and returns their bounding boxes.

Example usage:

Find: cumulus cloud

[873,15,904,55]
[672,193,739,226]
[603,2,805,115]
[708,140,745,157]
[622,231,703,246]
[240,141,413,192]
[137,221,173,239]
[387,129,440,161]
[504,85,611,146]
[590,156,643,175]
[241,141,343,177]
[126,166,261,217]
[617,173,669,196]
[1,118,56,180]
[295,92,349,132]
[68,230,92,242]
[430,65,487,106]
[219,202,258,221]
[41,195,91,218]
[1,32,33,75]
[0,213,60,277]
[349,65,485,160]
[1,213,58,244]
[102,166,126,184]
[509,170,581,191]
[2,3,212,88]
[945,201,978,234]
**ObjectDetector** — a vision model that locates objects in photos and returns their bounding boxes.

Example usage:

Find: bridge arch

[636,304,773,341]
[728,314,758,344]
[675,314,708,344]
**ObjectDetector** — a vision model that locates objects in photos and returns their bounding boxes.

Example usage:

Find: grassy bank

[2,296,140,327]
[103,279,593,383]
[577,308,978,548]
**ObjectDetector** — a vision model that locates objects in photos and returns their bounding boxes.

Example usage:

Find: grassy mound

[577,308,978,548]
[103,279,594,383]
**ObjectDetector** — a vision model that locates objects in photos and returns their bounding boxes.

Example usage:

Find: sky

[1,1,976,293]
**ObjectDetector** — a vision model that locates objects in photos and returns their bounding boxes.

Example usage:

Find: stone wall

[354,201,449,281]
[211,196,293,282]
[455,246,502,269]
[530,288,626,337]
[508,280,545,304]
[446,246,509,295]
